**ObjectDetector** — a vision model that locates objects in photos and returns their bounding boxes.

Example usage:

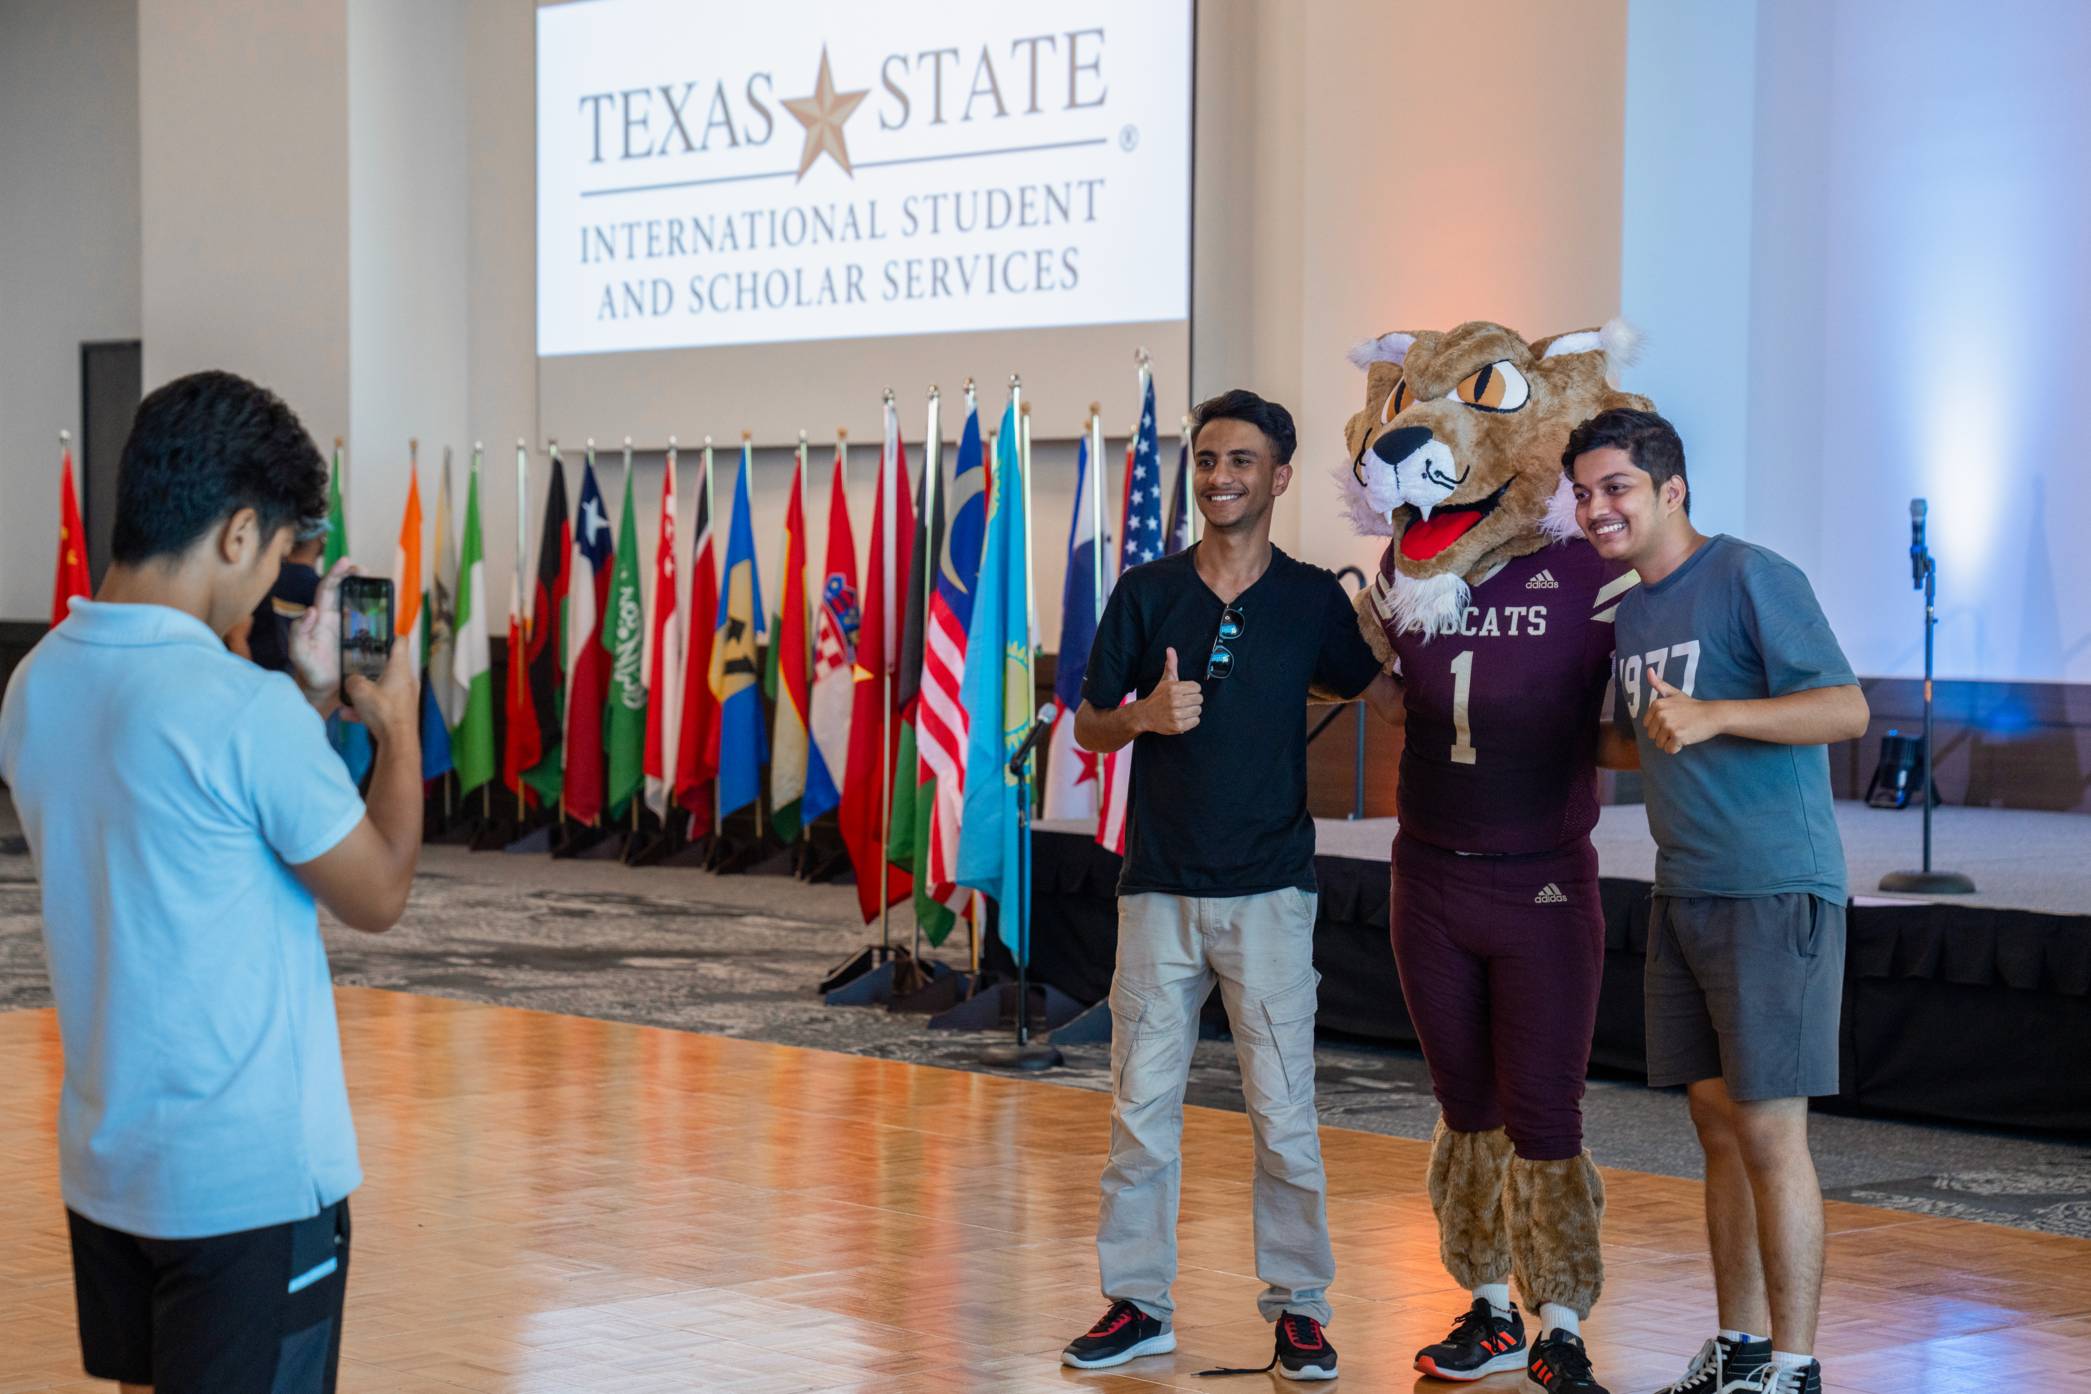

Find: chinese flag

[52,447,90,624]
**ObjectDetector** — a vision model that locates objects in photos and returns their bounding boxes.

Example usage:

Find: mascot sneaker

[1416,1297,1528,1380]
[1275,1313,1338,1381]
[1646,1335,1773,1393]
[1526,1329,1608,1393]
[1061,1300,1175,1368]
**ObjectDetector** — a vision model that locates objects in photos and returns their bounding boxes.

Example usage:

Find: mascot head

[1338,318,1649,639]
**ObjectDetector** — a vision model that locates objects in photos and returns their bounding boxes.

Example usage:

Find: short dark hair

[111,370,328,565]
[1191,389,1297,465]
[1561,407,1689,514]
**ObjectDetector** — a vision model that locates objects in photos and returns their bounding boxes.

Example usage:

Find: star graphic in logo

[783,46,868,180]
[580,494,608,545]
[1073,747,1100,788]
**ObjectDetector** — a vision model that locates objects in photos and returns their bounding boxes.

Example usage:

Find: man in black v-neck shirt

[1058,391,1396,1381]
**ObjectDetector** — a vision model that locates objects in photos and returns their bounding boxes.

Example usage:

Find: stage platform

[4,990,2089,1394]
[1025,803,2091,1135]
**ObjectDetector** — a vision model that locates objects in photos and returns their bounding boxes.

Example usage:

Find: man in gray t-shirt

[1565,410,1869,1394]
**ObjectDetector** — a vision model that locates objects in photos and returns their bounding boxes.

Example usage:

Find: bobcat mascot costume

[1338,320,1649,1393]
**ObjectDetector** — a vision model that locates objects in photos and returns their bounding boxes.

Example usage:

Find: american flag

[1098,372,1164,853]
[1118,375,1166,568]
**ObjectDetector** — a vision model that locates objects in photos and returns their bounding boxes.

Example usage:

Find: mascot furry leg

[1505,1148,1606,1319]
[1424,1123,1606,1319]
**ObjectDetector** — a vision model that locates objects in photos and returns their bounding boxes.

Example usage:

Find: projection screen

[536,0,1193,445]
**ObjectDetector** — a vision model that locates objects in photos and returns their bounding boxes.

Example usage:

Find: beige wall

[138,0,350,449]
[0,0,140,620]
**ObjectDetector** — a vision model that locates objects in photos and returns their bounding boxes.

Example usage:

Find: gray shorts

[1645,892,1845,1101]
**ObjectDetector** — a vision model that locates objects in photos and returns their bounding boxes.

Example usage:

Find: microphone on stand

[1009,700,1060,780]
[1909,497,1928,589]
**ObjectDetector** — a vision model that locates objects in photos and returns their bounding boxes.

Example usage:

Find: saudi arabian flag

[322,441,347,571]
[603,464,649,820]
[451,458,496,795]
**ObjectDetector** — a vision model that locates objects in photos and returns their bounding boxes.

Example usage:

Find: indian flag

[451,452,496,795]
[393,460,424,681]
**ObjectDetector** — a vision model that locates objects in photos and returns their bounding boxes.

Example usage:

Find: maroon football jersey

[1371,539,1636,854]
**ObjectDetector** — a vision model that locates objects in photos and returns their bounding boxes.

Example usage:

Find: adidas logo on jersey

[1526,570,1560,589]
[1534,883,1568,904]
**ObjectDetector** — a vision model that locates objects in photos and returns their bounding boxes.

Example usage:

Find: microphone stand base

[1879,869,1977,895]
[980,1041,1065,1072]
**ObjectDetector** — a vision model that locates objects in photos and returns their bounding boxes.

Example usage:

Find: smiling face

[1571,444,1684,569]
[1341,321,1649,586]
[1194,415,1291,537]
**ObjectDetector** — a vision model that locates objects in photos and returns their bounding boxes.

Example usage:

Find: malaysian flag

[918,398,988,890]
[1097,371,1164,853]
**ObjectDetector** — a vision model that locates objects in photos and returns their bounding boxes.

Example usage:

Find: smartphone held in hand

[338,576,394,705]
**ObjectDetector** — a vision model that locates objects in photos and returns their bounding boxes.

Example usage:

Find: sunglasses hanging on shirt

[1207,605,1245,681]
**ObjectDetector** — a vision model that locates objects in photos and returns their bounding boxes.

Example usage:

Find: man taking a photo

[1060,389,1397,1382]
[0,370,423,1394]
[1565,409,1867,1394]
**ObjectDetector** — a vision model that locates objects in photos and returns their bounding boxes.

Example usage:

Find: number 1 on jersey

[1449,649,1476,765]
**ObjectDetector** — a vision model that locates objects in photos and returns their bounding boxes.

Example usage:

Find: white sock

[1770,1349,1814,1370]
[1540,1303,1580,1338]
[1473,1283,1512,1319]
[1721,1328,1767,1345]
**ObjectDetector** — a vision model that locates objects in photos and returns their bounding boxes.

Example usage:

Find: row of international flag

[42,366,1196,958]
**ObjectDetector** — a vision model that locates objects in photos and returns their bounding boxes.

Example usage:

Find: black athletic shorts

[67,1199,350,1394]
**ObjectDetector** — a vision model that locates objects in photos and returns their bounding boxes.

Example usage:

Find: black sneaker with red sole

[1275,1312,1338,1381]
[1526,1329,1608,1393]
[1062,1299,1176,1369]
[1416,1297,1527,1381]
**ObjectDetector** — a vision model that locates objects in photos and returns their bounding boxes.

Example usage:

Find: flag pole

[1089,403,1106,624]
[705,435,721,847]
[878,389,895,962]
[549,441,566,832]
[1010,374,1030,1047]
[625,437,640,840]
[965,382,980,984]
[794,428,809,873]
[735,430,763,846]
[515,438,528,827]
[915,385,941,965]
[1181,414,1198,544]
[473,442,491,824]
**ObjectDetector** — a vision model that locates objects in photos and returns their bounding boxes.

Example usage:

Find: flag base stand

[551,823,617,859]
[1048,999,1113,1046]
[821,947,943,1007]
[469,816,525,852]
[503,823,555,854]
[1879,868,1978,895]
[926,980,1084,1035]
[817,944,890,996]
[885,965,974,1014]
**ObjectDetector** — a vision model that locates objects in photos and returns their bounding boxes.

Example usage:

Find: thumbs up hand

[1137,645,1205,736]
[1642,672,1723,754]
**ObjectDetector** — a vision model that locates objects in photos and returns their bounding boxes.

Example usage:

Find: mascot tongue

[1400,507,1485,561]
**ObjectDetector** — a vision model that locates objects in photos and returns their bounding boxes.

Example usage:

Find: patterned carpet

[2,809,2087,1235]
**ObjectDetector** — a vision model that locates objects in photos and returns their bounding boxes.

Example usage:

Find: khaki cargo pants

[1095,888,1333,1325]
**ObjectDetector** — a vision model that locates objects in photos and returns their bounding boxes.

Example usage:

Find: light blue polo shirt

[0,599,367,1239]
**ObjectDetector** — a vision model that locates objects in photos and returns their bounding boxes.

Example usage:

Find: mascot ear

[1347,331,1415,370]
[1536,318,1642,387]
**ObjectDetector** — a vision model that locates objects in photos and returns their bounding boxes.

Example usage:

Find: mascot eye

[1379,377,1414,424]
[1450,360,1531,412]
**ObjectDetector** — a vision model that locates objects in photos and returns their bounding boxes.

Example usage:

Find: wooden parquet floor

[2,989,2087,1394]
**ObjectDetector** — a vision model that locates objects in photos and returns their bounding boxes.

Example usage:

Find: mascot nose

[1373,424,1433,467]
